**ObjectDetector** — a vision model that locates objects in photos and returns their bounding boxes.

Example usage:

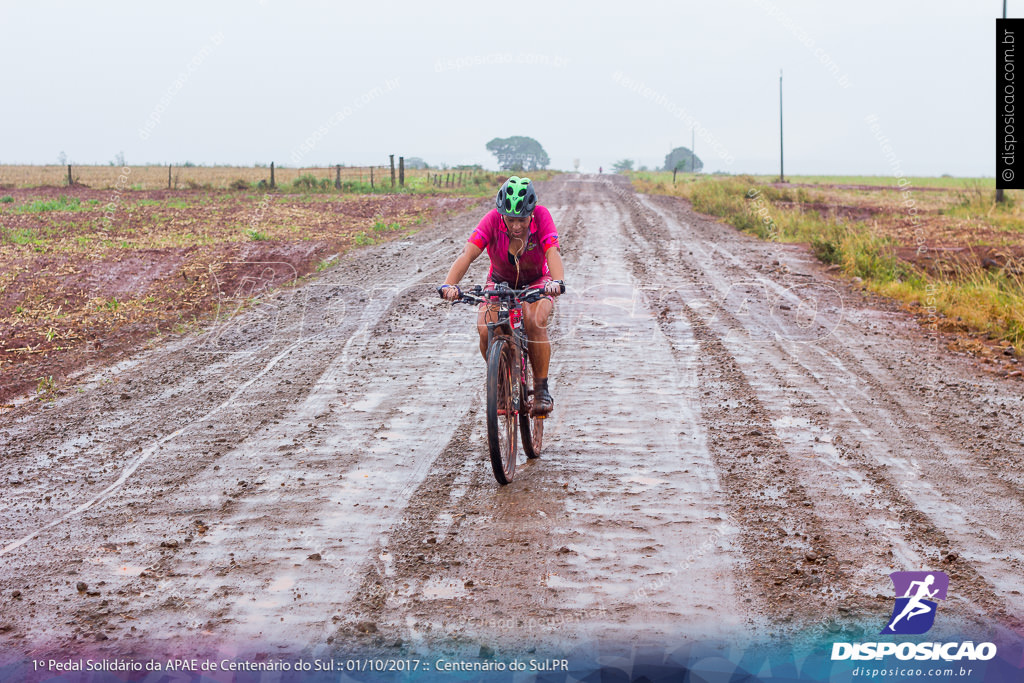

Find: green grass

[36,375,57,397]
[932,185,1024,234]
[316,256,338,272]
[631,173,1024,350]
[246,229,270,241]
[372,218,403,232]
[353,231,374,246]
[1,195,14,203]
[278,170,557,197]
[292,174,334,191]
[755,175,995,189]
[4,227,43,246]
[631,171,994,191]
[17,195,85,213]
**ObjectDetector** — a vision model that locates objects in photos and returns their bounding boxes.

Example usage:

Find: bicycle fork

[488,324,522,415]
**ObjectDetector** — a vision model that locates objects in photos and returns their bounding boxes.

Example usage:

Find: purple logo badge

[881,571,949,635]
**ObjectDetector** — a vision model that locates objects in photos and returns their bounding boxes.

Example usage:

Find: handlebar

[437,281,565,305]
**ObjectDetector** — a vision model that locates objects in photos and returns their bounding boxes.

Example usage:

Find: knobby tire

[486,336,518,485]
[520,339,542,459]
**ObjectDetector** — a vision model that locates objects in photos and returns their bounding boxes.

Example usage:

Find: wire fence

[0,163,493,191]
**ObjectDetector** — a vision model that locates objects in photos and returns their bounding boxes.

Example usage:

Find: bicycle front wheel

[486,336,519,485]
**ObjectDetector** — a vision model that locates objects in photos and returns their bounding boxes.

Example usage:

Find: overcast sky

[0,1,1004,175]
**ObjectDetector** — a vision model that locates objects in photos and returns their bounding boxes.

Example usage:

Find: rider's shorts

[480,274,554,310]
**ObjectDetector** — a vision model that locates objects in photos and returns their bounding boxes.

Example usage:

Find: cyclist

[439,176,564,415]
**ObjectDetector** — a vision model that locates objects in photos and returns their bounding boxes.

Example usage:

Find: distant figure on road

[887,574,938,631]
[598,166,603,174]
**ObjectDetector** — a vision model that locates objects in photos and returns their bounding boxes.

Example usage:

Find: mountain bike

[440,282,563,485]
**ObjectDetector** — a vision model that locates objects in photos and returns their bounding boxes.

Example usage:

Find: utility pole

[779,69,785,183]
[998,0,1007,202]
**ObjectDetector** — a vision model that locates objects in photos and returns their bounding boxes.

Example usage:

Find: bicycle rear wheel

[486,336,518,485]
[520,348,543,459]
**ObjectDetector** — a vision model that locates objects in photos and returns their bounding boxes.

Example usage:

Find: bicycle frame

[481,289,534,407]
[441,281,560,483]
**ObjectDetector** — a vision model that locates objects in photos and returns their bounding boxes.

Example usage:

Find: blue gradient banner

[3,633,1022,683]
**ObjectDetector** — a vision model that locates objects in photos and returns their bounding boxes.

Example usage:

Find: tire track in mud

[723,328,1024,633]
[598,177,853,631]
[0,208,497,652]
[619,183,1022,637]
[642,192,1024,634]
[338,410,486,649]
[545,192,749,639]
[106,276,484,653]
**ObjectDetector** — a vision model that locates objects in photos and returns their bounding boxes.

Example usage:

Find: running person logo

[881,571,949,635]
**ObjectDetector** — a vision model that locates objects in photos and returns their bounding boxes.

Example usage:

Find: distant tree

[404,157,429,169]
[485,136,550,172]
[612,159,635,173]
[663,147,703,173]
[638,165,649,172]
[57,151,67,166]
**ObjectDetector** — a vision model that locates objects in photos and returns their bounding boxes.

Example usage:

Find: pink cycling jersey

[468,206,560,288]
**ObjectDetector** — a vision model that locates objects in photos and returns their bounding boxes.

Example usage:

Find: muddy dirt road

[1,176,1022,663]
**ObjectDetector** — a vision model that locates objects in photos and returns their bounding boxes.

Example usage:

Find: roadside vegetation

[630,172,1023,355]
[0,164,555,193]
[0,181,498,404]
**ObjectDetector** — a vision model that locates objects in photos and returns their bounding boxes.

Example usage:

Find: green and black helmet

[496,176,538,217]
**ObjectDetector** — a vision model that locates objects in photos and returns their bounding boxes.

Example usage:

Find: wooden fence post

[673,168,677,184]
[270,162,275,189]
[335,165,341,189]
[399,157,405,187]
[168,164,172,189]
[371,167,375,189]
[390,155,396,187]
[67,164,73,187]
